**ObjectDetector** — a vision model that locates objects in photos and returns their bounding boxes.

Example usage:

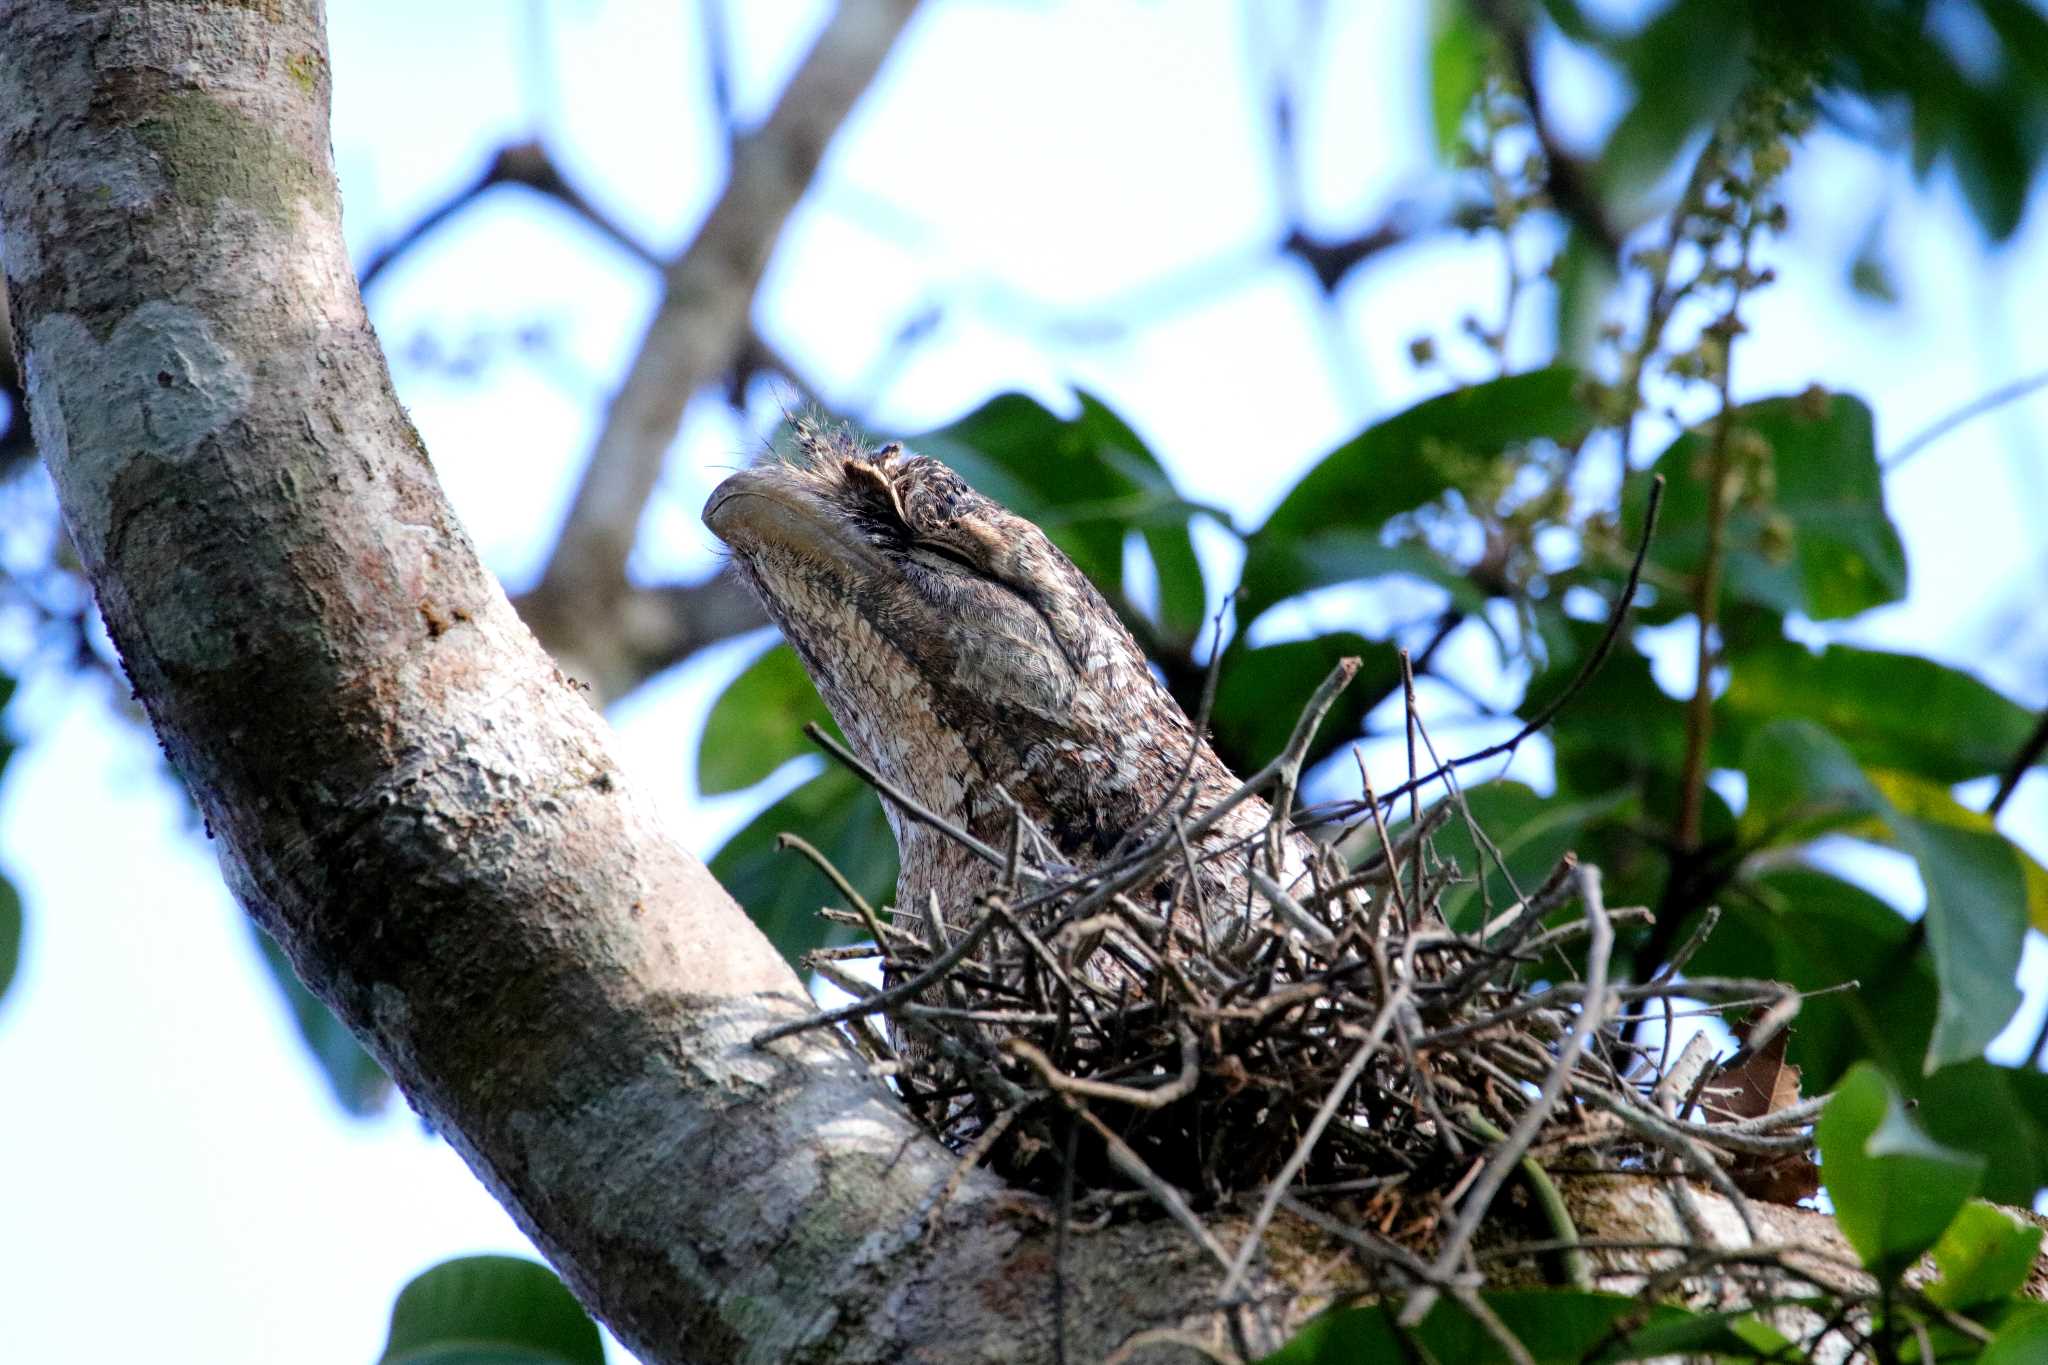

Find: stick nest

[760,659,1823,1283]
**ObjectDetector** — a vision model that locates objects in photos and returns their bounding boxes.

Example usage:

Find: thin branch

[1884,368,2048,471]
[1365,476,1666,813]
[1988,707,2048,818]
[805,721,1008,871]
[358,140,658,291]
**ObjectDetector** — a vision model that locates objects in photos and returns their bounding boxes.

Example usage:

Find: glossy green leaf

[253,928,391,1117]
[379,1255,603,1365]
[1141,519,1208,640]
[708,765,897,967]
[1738,715,1887,850]
[914,389,1207,639]
[1722,641,2042,787]
[1240,367,1590,623]
[0,872,20,1007]
[1982,1304,2048,1364]
[1927,1201,2044,1309]
[1209,633,1403,779]
[1735,719,2033,1070]
[1694,869,1934,1088]
[1428,0,1490,157]
[1259,1289,1710,1364]
[1591,1307,1793,1360]
[1912,1061,2048,1208]
[1697,875,2048,1201]
[697,645,836,796]
[1875,768,2048,927]
[1875,770,2041,1066]
[1599,0,1752,196]
[1817,1063,1984,1277]
[1622,392,1905,623]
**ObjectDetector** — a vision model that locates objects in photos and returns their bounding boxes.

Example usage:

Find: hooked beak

[704,467,888,577]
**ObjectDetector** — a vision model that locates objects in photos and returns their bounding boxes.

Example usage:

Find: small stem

[1676,198,1759,852]
[1675,422,1732,852]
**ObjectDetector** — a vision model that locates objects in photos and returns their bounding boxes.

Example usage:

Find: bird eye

[908,541,979,575]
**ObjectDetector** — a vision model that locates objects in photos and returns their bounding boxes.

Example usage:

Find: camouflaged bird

[703,422,1312,962]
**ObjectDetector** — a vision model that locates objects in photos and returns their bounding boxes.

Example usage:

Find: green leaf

[0,872,20,1007]
[1722,642,2042,787]
[253,927,391,1117]
[1428,0,1490,157]
[696,645,836,796]
[1982,1304,2048,1364]
[1696,874,2048,1194]
[1592,1307,1793,1361]
[1877,767,2048,924]
[1927,1201,2044,1309]
[1738,715,1888,849]
[707,765,897,967]
[914,389,1206,639]
[1694,869,1934,1087]
[1141,519,1208,641]
[1622,392,1906,623]
[1240,367,1590,623]
[1913,1061,2048,1208]
[1259,1289,1709,1364]
[1873,770,2042,1066]
[1734,720,2035,1070]
[1817,1063,1984,1278]
[1599,0,1752,196]
[379,1255,603,1365]
[1209,633,1404,778]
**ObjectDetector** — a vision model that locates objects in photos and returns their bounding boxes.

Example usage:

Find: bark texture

[0,3,1128,1360]
[0,4,1967,1364]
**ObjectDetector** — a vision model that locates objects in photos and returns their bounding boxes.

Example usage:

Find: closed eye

[907,542,980,575]
[904,541,1082,678]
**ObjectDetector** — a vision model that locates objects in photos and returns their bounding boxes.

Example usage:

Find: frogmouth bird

[703,422,1311,957]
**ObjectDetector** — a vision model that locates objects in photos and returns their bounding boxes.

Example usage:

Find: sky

[1,3,2045,1363]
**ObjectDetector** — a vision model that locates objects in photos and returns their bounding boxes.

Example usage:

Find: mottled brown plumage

[704,422,1308,952]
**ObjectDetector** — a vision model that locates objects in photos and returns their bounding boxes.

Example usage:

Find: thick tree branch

[0,4,1256,1360]
[0,4,1967,1359]
[514,569,767,702]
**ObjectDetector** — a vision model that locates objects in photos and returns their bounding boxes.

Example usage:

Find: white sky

[2,3,2044,1363]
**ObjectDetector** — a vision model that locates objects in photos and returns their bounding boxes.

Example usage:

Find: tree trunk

[0,3,1951,1363]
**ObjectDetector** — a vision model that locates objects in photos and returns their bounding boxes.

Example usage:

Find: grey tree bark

[0,2,1261,1359]
[0,2,1909,1363]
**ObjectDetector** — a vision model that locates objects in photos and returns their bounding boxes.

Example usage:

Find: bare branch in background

[524,0,923,673]
[1473,0,1625,263]
[357,139,659,292]
[336,5,918,705]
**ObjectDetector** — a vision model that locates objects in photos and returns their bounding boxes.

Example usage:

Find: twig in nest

[777,831,893,960]
[1406,864,1614,1326]
[1218,985,1412,1304]
[1005,1026,1201,1110]
[752,896,1012,1046]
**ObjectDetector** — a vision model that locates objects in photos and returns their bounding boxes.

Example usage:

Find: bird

[703,420,1314,972]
